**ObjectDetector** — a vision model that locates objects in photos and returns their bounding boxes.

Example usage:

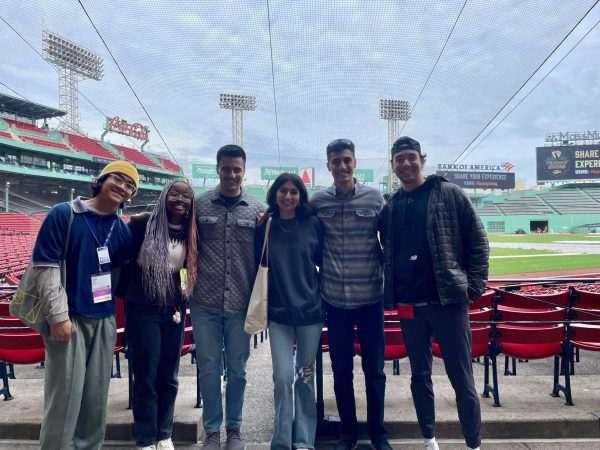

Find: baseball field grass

[488,233,600,275]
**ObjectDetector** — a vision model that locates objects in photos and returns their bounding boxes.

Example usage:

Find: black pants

[126,302,185,447]
[325,300,388,443]
[400,302,481,449]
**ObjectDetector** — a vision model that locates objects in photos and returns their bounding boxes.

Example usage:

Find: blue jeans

[325,300,387,443]
[269,321,323,450]
[190,306,250,432]
[126,302,185,447]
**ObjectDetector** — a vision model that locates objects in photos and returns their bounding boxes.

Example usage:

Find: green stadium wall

[479,214,600,233]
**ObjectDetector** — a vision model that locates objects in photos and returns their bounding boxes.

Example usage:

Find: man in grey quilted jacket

[381,137,489,450]
[190,144,264,450]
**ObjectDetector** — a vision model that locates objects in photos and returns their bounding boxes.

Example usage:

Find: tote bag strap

[59,203,75,286]
[259,217,271,267]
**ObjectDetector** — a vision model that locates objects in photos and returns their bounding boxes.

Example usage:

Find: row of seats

[2,283,600,409]
[0,119,182,174]
[110,144,161,169]
[3,119,48,136]
[477,184,600,216]
[19,136,71,151]
[0,214,43,234]
[61,132,119,160]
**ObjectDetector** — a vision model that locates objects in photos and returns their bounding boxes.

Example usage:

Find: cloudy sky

[1,0,599,187]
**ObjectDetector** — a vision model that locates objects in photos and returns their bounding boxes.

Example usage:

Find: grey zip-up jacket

[192,186,265,314]
[381,176,489,309]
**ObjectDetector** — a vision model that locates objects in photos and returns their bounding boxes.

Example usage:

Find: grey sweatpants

[40,314,116,450]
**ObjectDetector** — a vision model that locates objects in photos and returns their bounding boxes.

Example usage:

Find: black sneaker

[371,437,393,450]
[335,435,358,450]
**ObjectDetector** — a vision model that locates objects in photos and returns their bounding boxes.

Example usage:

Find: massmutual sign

[545,130,600,143]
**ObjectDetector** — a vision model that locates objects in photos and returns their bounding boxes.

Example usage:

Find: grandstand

[475,183,600,233]
[0,92,189,284]
[0,93,184,213]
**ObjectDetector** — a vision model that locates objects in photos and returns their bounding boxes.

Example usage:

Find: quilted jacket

[191,187,265,314]
[381,175,489,309]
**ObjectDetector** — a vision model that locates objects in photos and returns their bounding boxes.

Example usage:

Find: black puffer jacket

[381,176,489,309]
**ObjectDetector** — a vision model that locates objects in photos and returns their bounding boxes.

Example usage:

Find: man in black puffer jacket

[380,137,489,450]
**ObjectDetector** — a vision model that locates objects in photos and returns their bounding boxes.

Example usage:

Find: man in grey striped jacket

[310,139,391,450]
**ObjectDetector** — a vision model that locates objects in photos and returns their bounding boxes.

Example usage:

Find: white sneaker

[137,445,156,450]
[157,438,175,450]
[424,438,439,450]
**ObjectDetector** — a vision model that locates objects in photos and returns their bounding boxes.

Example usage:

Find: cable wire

[451,0,600,166]
[76,0,180,168]
[375,0,469,181]
[266,0,282,167]
[453,15,600,164]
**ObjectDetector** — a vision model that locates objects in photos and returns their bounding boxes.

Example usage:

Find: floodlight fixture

[42,31,104,132]
[43,31,103,80]
[219,94,256,111]
[219,93,257,147]
[380,99,411,193]
[379,99,411,120]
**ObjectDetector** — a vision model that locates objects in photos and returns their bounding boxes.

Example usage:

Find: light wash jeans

[269,320,324,450]
[190,306,250,433]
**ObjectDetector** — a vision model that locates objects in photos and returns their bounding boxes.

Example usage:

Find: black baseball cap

[391,136,421,157]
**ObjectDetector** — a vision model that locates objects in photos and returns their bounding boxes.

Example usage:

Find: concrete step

[1,373,600,444]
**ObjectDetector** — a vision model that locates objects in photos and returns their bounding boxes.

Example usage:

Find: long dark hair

[138,180,198,303]
[266,172,312,217]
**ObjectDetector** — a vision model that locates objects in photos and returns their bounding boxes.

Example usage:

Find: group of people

[30,136,489,450]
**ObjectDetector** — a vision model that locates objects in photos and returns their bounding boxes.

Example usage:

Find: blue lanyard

[83,214,117,249]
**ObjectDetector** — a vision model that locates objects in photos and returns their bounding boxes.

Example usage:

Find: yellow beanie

[99,160,139,189]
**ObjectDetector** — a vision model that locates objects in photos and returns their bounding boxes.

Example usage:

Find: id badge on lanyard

[91,272,112,303]
[83,215,116,303]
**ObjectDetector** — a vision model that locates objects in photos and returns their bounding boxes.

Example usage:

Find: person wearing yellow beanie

[35,159,136,449]
[99,160,140,191]
[91,160,140,210]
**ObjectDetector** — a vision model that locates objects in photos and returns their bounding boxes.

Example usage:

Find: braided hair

[138,180,198,304]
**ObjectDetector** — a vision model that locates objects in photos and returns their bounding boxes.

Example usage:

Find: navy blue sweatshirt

[255,214,324,326]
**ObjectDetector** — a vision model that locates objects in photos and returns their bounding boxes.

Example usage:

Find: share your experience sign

[261,166,298,180]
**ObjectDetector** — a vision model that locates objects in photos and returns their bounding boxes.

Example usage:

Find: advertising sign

[192,163,218,179]
[300,167,315,186]
[261,166,298,180]
[536,145,600,182]
[437,170,515,189]
[105,117,149,141]
[354,169,374,182]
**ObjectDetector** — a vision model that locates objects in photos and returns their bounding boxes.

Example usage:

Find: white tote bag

[244,218,271,334]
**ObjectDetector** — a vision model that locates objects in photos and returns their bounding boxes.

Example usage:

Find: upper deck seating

[111,144,160,168]
[156,156,182,173]
[62,133,118,160]
[3,119,47,136]
[19,136,71,152]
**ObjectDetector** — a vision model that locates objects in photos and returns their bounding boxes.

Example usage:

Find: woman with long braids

[118,180,197,450]
[256,172,324,450]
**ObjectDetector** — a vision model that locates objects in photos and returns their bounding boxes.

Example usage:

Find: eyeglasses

[167,191,193,201]
[108,173,136,192]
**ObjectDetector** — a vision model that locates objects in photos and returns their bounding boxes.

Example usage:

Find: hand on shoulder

[129,211,151,223]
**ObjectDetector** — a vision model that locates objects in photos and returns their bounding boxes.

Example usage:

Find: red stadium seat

[0,331,45,400]
[62,132,118,160]
[111,144,161,168]
[570,323,600,352]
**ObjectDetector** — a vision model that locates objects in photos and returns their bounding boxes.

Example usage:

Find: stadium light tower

[43,31,103,132]
[219,94,256,147]
[380,99,411,192]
